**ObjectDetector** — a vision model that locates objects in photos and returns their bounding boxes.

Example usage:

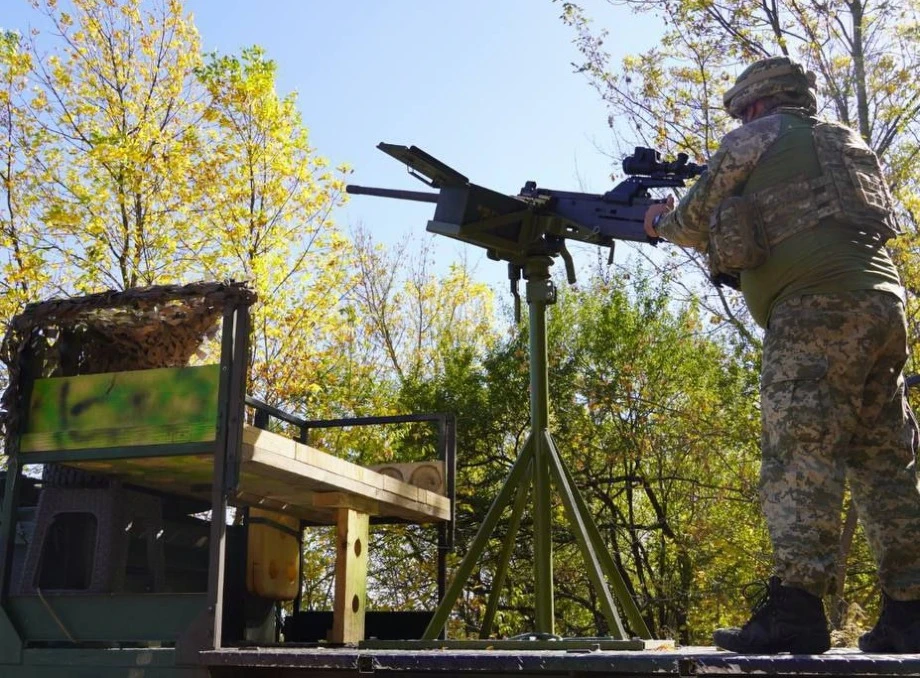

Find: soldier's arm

[656,116,782,250]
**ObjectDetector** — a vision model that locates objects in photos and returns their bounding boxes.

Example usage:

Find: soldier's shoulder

[720,115,784,151]
[812,117,851,131]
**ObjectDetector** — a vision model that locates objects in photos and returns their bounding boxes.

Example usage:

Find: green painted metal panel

[21,442,215,465]
[0,602,23,665]
[3,648,208,677]
[0,665,205,677]
[6,594,207,642]
[20,365,220,453]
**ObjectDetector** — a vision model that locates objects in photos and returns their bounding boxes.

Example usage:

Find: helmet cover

[723,56,817,119]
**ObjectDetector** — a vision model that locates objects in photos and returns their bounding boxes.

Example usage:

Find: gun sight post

[377,143,469,188]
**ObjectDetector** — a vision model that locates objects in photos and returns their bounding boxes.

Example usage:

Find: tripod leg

[532,423,554,633]
[422,436,535,640]
[543,431,627,638]
[479,459,534,639]
[555,438,652,639]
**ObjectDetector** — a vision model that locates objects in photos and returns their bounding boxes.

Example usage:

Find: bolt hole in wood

[352,594,361,613]
[354,539,362,557]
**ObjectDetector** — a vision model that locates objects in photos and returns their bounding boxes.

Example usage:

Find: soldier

[644,56,920,654]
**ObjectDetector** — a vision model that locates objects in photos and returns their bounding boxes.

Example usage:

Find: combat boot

[713,577,831,654]
[859,593,920,653]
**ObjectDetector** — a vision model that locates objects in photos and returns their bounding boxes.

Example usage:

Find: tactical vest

[708,112,900,280]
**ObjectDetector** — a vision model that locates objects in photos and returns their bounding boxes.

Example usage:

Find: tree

[192,46,353,408]
[1,2,356,407]
[1,29,52,458]
[26,0,206,291]
[290,231,500,620]
[347,228,496,387]
[560,1,920,349]
[0,2,356,480]
[1,29,49,332]
[379,265,763,642]
[539,270,763,642]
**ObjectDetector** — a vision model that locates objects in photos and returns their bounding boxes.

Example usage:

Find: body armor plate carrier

[708,118,900,281]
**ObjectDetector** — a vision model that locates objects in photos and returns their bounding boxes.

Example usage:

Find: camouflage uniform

[656,59,920,603]
[762,291,920,599]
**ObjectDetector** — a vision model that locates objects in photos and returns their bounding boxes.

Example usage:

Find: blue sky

[5,1,660,292]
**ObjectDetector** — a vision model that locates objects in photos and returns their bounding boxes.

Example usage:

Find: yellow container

[246,508,301,600]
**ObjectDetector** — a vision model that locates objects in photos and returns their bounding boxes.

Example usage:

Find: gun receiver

[347,143,705,274]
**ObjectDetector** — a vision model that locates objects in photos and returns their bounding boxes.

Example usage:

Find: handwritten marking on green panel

[20,365,220,452]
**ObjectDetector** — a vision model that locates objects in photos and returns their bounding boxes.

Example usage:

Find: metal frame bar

[526,260,555,633]
[423,440,534,640]
[18,442,215,465]
[480,461,532,638]
[0,337,35,664]
[0,457,24,664]
[0,460,22,608]
[4,594,208,642]
[204,304,251,651]
[557,442,651,638]
[544,431,625,638]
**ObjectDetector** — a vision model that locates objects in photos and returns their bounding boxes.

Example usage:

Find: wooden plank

[313,492,382,515]
[233,490,335,523]
[331,508,369,643]
[242,428,450,517]
[244,446,450,522]
[21,365,220,453]
[46,423,451,523]
[245,428,447,509]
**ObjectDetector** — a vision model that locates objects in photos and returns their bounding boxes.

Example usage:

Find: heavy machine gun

[347,143,705,286]
[348,143,705,643]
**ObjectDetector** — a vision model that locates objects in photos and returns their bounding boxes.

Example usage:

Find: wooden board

[331,508,369,643]
[240,427,450,523]
[60,425,450,525]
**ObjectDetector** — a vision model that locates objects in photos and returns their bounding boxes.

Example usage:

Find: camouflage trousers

[761,290,920,600]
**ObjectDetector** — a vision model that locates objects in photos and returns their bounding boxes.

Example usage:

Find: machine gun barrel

[346,185,439,203]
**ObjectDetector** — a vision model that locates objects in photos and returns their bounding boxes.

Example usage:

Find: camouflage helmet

[723,56,817,119]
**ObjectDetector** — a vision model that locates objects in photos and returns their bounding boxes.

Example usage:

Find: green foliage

[370,267,764,642]
[1,28,48,332]
[544,271,763,642]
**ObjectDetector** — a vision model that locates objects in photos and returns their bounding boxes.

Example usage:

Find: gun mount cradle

[348,143,705,641]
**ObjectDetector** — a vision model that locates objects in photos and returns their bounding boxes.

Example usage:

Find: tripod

[422,254,651,640]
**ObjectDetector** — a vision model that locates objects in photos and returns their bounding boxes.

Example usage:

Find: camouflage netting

[0,280,257,454]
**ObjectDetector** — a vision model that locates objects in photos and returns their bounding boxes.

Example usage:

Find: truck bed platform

[6,645,920,678]
[199,646,920,677]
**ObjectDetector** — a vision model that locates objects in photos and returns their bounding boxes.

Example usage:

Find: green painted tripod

[423,255,651,640]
